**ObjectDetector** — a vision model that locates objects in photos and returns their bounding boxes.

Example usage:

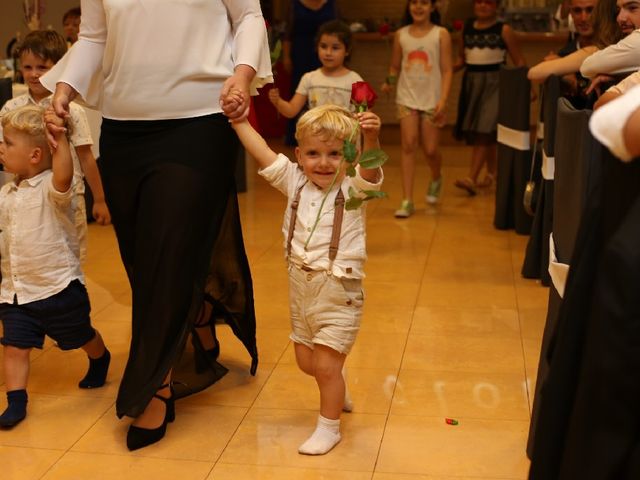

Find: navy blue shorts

[0,280,95,350]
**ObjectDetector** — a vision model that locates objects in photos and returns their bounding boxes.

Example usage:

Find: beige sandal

[477,174,495,189]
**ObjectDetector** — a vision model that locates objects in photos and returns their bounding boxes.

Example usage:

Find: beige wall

[1,1,79,59]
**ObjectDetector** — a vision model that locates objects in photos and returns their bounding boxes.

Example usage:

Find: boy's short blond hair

[2,105,48,149]
[295,104,358,144]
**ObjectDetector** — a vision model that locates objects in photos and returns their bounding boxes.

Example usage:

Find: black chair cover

[528,103,640,478]
[527,98,600,460]
[494,66,533,234]
[522,75,561,284]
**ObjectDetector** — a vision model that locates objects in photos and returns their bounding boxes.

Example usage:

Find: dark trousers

[99,114,238,418]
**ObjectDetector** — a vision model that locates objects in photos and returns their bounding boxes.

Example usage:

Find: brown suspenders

[286,182,345,263]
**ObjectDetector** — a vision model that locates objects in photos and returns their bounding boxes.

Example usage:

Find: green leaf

[345,197,364,210]
[343,140,358,162]
[346,165,357,177]
[361,190,387,199]
[358,149,389,169]
[348,186,358,198]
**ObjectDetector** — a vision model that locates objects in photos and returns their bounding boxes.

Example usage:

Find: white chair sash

[497,124,530,151]
[542,151,555,180]
[548,232,569,298]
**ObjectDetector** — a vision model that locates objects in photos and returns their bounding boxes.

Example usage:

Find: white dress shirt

[0,170,83,304]
[41,0,273,120]
[259,154,383,279]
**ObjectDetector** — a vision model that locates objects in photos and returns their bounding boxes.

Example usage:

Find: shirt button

[346,299,352,306]
[306,274,312,281]
[311,202,316,207]
[307,227,311,232]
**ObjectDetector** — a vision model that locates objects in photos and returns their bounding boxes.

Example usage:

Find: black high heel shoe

[192,300,221,373]
[126,383,174,451]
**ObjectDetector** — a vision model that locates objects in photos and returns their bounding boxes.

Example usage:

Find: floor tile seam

[36,401,116,480]
[401,332,529,342]
[507,233,535,420]
[234,404,391,415]
[393,366,530,376]
[379,412,530,425]
[372,468,523,480]
[385,411,530,422]
[0,444,66,453]
[210,340,287,471]
[213,459,375,474]
[370,200,439,474]
[54,447,218,465]
[20,389,114,400]
[35,449,67,480]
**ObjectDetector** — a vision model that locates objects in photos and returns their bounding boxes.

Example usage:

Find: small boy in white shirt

[231,104,383,455]
[0,30,111,264]
[0,105,110,428]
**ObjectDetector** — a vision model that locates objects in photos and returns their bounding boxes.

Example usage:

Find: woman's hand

[44,106,67,150]
[220,65,255,122]
[48,83,77,147]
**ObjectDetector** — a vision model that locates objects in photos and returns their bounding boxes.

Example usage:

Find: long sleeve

[224,0,273,92]
[580,30,640,78]
[40,0,106,108]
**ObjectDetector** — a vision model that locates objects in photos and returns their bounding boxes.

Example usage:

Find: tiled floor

[0,139,547,479]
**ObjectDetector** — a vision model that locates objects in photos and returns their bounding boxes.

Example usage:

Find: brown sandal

[454,177,477,196]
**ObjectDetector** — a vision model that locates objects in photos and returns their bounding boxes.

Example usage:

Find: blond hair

[295,104,358,144]
[1,105,48,149]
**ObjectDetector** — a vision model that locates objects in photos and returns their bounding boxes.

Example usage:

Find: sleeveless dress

[395,25,443,113]
[454,19,507,143]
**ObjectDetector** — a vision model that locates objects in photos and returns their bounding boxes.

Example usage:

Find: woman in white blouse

[42,0,272,450]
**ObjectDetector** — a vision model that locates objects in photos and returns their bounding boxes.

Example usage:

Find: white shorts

[288,265,363,355]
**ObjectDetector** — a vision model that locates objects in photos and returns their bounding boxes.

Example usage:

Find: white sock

[342,366,353,413]
[298,415,341,455]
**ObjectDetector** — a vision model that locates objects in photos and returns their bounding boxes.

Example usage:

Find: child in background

[62,7,82,46]
[231,104,383,455]
[0,30,111,264]
[453,0,525,195]
[0,105,110,427]
[269,20,363,119]
[381,0,453,217]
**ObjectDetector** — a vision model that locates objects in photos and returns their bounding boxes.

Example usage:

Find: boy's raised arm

[44,109,74,193]
[232,119,279,169]
[356,111,383,184]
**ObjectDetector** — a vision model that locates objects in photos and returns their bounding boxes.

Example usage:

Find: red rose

[351,81,378,112]
[452,19,464,31]
[378,23,390,36]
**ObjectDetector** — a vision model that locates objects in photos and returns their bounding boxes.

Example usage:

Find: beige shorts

[396,104,443,127]
[288,265,364,355]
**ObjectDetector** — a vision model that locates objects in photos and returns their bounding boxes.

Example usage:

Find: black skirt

[99,113,257,418]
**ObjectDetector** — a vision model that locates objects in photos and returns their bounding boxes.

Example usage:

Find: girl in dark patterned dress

[453,0,525,195]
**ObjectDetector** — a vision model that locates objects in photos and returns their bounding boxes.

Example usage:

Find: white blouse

[580,29,640,78]
[41,0,273,120]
